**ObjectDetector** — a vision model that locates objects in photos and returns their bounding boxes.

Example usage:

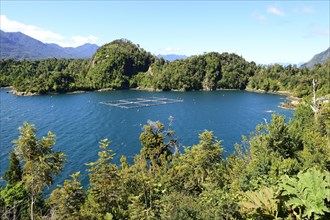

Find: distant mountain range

[301,47,330,69]
[1,30,328,67]
[263,47,330,68]
[157,54,188,61]
[0,30,99,60]
[265,62,306,67]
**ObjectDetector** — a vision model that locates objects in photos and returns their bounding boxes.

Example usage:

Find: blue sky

[1,1,329,64]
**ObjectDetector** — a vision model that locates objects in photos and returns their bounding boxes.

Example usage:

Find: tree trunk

[312,79,317,110]
[30,195,34,220]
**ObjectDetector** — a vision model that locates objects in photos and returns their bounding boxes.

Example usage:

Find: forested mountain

[1,38,329,99]
[86,39,154,89]
[0,30,99,60]
[302,47,330,69]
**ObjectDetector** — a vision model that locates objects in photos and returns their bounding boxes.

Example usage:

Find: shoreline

[3,86,300,109]
[0,86,13,89]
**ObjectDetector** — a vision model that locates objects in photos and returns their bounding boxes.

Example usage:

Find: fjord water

[0,89,293,187]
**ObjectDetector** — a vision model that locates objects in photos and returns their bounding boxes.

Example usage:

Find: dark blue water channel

[0,89,293,188]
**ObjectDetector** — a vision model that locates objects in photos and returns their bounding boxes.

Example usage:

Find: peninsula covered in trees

[1,39,329,99]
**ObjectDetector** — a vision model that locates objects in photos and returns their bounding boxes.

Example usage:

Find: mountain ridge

[0,30,99,60]
[301,47,330,69]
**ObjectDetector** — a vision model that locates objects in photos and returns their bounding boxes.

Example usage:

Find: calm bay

[0,89,293,187]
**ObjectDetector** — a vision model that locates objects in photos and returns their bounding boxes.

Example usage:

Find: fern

[239,187,280,219]
[279,167,330,219]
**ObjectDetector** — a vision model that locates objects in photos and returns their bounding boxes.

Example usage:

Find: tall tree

[14,122,65,220]
[82,139,122,219]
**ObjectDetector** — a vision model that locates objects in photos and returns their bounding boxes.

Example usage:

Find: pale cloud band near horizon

[0,15,98,47]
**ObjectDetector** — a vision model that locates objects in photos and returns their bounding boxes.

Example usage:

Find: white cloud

[0,15,98,47]
[0,15,64,41]
[267,6,285,16]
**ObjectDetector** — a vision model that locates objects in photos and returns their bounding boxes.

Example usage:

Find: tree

[48,172,85,220]
[3,151,22,185]
[1,151,27,220]
[164,131,223,195]
[126,121,176,219]
[13,122,65,220]
[266,114,295,158]
[139,120,174,166]
[0,181,29,220]
[82,139,122,219]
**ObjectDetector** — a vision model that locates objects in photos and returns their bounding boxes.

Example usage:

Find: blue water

[0,89,293,187]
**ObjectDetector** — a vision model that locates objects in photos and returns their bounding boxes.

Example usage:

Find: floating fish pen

[99,97,183,109]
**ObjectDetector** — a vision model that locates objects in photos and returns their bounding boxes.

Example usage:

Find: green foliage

[266,115,295,158]
[0,181,29,220]
[2,40,328,98]
[48,172,85,220]
[164,131,223,195]
[279,167,330,219]
[86,39,154,89]
[82,139,123,219]
[13,122,66,219]
[248,60,330,98]
[160,191,201,219]
[133,51,256,91]
[0,58,89,93]
[3,151,22,185]
[139,120,174,165]
[198,182,239,219]
[123,121,177,219]
[218,52,256,89]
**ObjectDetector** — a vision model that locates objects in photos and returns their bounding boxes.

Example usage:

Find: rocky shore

[5,88,88,96]
[7,89,40,96]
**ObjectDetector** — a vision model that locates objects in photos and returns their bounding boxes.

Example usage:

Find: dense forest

[1,39,329,98]
[1,92,329,219]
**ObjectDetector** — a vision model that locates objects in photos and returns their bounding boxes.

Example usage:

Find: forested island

[1,39,329,100]
[1,39,330,219]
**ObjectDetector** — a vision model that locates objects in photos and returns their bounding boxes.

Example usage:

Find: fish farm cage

[99,97,183,109]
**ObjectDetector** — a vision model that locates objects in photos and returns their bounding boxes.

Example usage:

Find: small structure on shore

[99,97,183,109]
